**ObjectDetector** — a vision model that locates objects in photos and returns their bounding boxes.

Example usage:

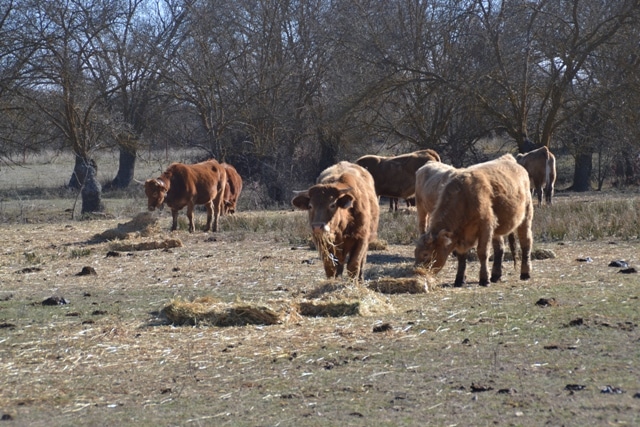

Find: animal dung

[76,266,97,276]
[109,238,182,252]
[368,277,429,294]
[368,239,388,251]
[297,281,393,317]
[161,296,291,327]
[42,296,69,305]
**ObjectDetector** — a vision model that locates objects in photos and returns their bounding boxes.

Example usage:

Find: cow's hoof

[520,273,531,280]
[479,279,490,287]
[453,280,465,288]
[490,275,501,283]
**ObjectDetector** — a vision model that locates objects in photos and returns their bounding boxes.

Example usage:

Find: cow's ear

[336,193,354,209]
[437,229,454,248]
[292,191,310,210]
[155,179,166,190]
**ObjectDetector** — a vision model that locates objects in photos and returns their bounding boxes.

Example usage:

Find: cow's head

[144,178,168,211]
[292,184,354,237]
[414,229,454,273]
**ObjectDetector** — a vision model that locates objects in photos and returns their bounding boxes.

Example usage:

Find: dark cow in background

[516,146,556,206]
[415,154,533,287]
[356,149,441,211]
[221,163,243,214]
[292,161,379,280]
[144,159,227,232]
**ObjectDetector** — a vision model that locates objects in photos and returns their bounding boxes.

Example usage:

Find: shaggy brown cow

[292,161,379,280]
[516,146,556,206]
[414,161,457,234]
[355,149,441,211]
[144,159,227,232]
[221,163,243,214]
[415,154,533,287]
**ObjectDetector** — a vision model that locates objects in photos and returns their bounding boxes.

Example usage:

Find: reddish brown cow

[292,161,379,280]
[516,146,556,206]
[415,154,533,287]
[221,163,243,214]
[355,149,441,211]
[144,159,227,232]
[414,161,457,234]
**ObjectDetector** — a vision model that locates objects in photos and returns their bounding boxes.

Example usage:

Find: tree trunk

[81,162,104,214]
[570,153,593,192]
[105,146,136,190]
[69,155,97,189]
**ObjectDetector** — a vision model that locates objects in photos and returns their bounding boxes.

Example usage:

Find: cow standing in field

[221,163,243,214]
[414,161,457,234]
[516,146,556,206]
[355,149,441,212]
[144,159,227,232]
[415,154,533,287]
[292,161,379,280]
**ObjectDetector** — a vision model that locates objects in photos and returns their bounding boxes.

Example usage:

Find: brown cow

[516,146,556,206]
[221,163,243,214]
[414,161,457,234]
[355,149,441,211]
[415,154,533,287]
[292,161,379,280]
[144,159,227,232]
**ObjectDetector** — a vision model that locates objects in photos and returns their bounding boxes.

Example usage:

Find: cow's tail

[544,151,555,204]
[508,233,517,268]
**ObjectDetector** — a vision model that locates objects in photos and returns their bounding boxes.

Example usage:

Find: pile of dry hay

[94,212,160,241]
[109,238,182,252]
[368,276,430,294]
[162,296,297,327]
[297,281,394,317]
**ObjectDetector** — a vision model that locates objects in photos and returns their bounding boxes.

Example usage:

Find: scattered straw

[109,238,182,252]
[161,296,293,327]
[94,212,159,241]
[297,281,393,317]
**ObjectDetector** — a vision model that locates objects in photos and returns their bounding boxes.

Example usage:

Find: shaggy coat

[144,160,227,232]
[414,161,458,234]
[356,149,441,211]
[221,163,243,214]
[292,161,379,280]
[415,154,534,287]
[516,146,556,206]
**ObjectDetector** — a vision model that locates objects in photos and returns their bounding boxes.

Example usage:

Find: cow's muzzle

[312,223,330,234]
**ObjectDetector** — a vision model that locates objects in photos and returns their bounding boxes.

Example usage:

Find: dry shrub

[162,296,295,326]
[109,238,183,252]
[532,248,556,260]
[297,281,393,317]
[368,239,388,251]
[94,212,159,241]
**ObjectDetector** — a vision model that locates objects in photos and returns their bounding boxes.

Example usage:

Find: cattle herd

[144,146,556,287]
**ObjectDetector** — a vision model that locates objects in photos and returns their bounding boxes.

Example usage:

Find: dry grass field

[1,153,640,426]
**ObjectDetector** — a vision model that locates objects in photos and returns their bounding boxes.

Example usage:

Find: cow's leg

[544,183,553,205]
[346,241,366,281]
[416,204,428,234]
[535,187,543,206]
[517,223,532,280]
[477,229,492,286]
[171,209,179,231]
[211,192,224,232]
[454,252,467,287]
[186,203,195,233]
[490,236,504,283]
[204,201,213,231]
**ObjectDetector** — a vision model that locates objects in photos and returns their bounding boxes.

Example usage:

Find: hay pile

[368,276,430,294]
[162,296,294,326]
[297,281,393,317]
[109,238,182,252]
[94,212,159,241]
